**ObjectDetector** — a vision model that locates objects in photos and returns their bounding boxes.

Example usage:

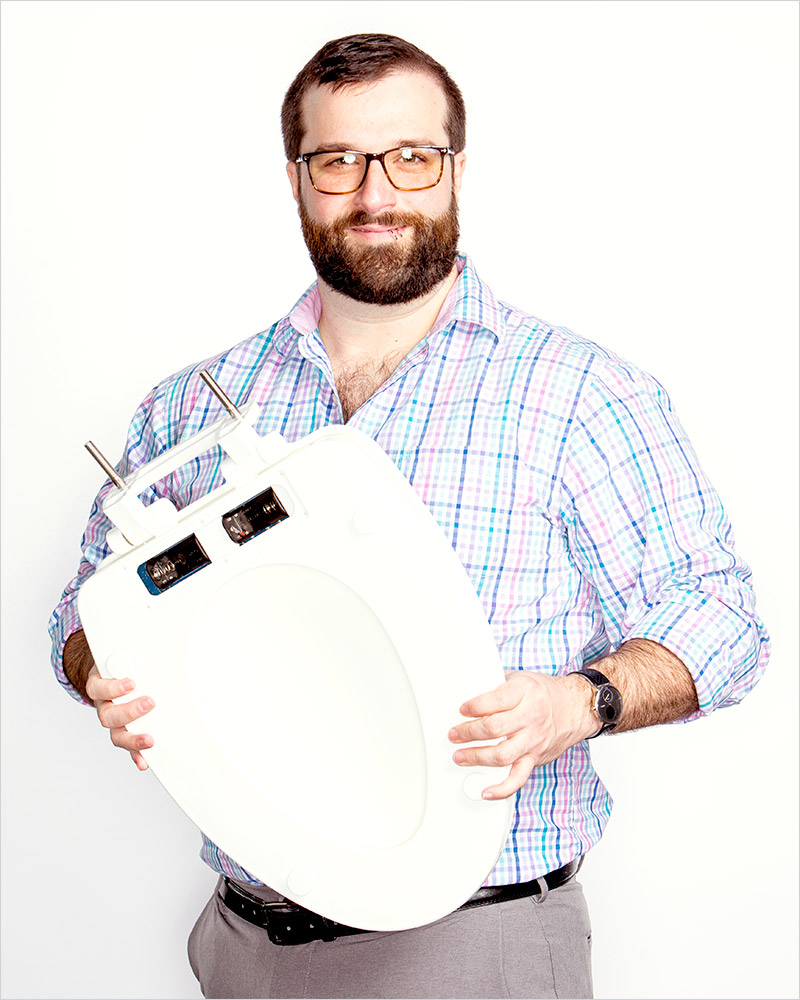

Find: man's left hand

[448,671,599,799]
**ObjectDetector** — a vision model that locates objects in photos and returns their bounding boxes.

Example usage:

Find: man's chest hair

[333,350,405,422]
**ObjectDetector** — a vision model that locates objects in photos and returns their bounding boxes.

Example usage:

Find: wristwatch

[572,667,623,738]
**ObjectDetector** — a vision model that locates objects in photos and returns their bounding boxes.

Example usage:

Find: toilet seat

[78,404,513,931]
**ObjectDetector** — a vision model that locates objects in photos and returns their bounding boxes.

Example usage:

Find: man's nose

[353,159,399,215]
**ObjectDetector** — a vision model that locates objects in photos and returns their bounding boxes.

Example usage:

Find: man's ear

[287,161,301,204]
[452,151,466,197]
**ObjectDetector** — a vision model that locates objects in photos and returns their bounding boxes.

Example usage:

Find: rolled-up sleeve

[561,366,769,716]
[48,386,169,704]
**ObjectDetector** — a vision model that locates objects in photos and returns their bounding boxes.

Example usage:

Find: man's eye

[391,148,431,167]
[321,153,359,169]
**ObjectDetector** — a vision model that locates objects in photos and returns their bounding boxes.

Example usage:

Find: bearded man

[50,32,768,999]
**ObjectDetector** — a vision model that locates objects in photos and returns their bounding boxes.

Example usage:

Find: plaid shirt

[49,255,769,885]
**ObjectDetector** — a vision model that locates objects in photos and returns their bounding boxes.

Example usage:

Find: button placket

[296,333,344,422]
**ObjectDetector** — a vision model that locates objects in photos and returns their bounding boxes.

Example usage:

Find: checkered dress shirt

[49,255,769,885]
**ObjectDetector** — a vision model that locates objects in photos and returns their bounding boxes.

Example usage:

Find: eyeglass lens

[307,147,445,193]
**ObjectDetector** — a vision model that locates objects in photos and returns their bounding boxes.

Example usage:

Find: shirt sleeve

[560,363,769,717]
[48,386,171,704]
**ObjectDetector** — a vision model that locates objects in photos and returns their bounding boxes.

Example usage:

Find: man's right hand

[64,629,155,770]
[85,665,155,771]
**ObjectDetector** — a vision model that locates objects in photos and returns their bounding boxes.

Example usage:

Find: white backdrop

[1,2,797,998]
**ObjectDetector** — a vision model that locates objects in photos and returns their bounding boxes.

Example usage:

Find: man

[50,33,769,999]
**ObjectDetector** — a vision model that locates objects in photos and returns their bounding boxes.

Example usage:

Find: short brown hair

[281,33,466,161]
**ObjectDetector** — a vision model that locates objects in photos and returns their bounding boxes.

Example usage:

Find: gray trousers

[188,875,593,999]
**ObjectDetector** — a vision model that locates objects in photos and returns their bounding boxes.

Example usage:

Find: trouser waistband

[219,857,583,946]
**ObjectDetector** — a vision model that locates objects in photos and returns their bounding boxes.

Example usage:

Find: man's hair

[281,33,466,161]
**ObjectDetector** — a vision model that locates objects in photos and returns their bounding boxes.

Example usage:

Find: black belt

[219,857,582,946]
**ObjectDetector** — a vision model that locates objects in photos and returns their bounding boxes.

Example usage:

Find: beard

[298,192,460,306]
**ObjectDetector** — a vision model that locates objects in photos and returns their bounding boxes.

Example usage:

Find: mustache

[335,210,427,231]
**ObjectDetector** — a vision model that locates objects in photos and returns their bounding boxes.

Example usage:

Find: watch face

[597,685,622,724]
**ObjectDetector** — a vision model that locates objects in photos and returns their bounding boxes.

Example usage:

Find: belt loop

[533,876,549,904]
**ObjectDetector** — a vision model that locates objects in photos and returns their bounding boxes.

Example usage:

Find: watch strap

[572,668,621,737]
[574,667,613,687]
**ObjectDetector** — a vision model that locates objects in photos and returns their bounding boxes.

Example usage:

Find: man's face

[287,70,466,305]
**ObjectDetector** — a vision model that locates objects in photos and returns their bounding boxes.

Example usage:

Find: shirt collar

[273,254,506,357]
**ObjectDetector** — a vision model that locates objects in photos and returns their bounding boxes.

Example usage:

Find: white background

[1,1,797,998]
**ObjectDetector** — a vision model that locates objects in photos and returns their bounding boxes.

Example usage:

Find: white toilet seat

[78,414,513,931]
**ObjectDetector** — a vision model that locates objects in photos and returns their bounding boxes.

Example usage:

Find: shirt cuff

[48,597,92,706]
[623,591,769,717]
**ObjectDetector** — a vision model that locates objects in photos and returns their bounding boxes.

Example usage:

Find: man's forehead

[299,70,449,146]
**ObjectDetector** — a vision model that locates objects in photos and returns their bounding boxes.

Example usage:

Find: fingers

[458,677,522,720]
[450,677,527,745]
[109,722,154,754]
[448,706,519,745]
[85,668,136,705]
[130,749,150,772]
[448,673,563,797]
[97,694,155,732]
[481,757,536,800]
[105,703,154,759]
[452,730,529,770]
[447,712,522,743]
[86,666,155,767]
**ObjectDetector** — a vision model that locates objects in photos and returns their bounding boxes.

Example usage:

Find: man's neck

[316,264,460,370]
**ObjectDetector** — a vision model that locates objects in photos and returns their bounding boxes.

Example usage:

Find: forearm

[63,630,96,703]
[588,637,699,733]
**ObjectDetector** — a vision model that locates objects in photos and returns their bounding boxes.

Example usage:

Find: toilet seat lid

[79,425,513,930]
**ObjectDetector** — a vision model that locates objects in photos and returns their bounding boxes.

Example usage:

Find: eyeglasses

[295,146,455,195]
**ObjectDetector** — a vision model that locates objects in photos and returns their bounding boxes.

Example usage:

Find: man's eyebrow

[394,139,441,148]
[307,143,361,154]
[306,139,442,154]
